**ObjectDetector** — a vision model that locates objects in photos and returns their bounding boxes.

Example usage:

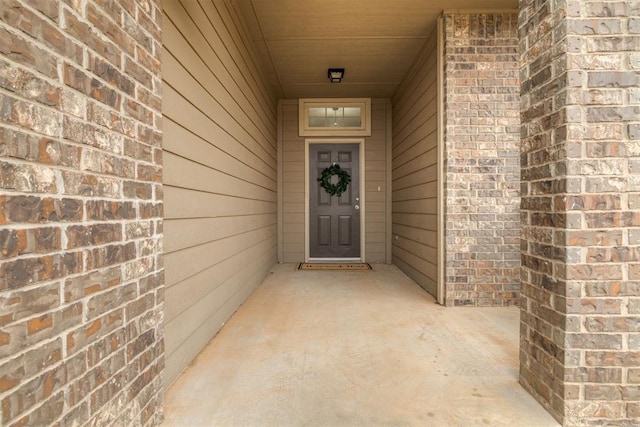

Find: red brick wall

[0,1,164,425]
[519,0,640,424]
[443,12,521,306]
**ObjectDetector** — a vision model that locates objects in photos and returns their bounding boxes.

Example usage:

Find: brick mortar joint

[0,259,162,295]
[0,133,163,170]
[3,5,159,71]
[119,374,166,427]
[0,83,162,148]
[0,231,162,256]
[0,281,164,380]
[0,202,163,225]
[60,1,161,65]
[0,111,163,149]
[0,194,163,210]
[0,338,157,424]
[59,341,163,426]
[0,161,164,189]
[0,384,65,426]
[0,16,162,112]
[0,252,164,292]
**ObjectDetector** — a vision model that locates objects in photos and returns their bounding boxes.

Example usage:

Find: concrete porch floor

[162,264,558,427]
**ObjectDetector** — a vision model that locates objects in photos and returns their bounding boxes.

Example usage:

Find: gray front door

[309,143,360,258]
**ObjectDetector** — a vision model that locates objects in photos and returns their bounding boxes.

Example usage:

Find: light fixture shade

[328,68,345,83]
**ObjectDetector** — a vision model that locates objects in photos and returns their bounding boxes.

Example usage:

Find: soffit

[233,0,518,99]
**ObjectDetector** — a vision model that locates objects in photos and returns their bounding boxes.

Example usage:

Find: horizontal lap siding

[365,101,389,262]
[281,102,305,262]
[280,99,389,263]
[162,0,277,388]
[391,27,439,297]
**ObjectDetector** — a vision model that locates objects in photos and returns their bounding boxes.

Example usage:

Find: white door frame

[305,138,366,262]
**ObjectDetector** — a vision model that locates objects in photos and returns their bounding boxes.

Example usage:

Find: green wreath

[318,164,351,197]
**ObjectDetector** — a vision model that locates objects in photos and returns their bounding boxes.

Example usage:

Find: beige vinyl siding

[162,0,277,388]
[391,27,439,297]
[365,100,390,262]
[279,99,390,263]
[280,101,305,262]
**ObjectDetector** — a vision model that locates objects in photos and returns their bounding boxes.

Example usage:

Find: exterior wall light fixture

[328,68,345,83]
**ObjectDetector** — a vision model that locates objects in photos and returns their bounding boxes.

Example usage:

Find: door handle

[354,204,360,210]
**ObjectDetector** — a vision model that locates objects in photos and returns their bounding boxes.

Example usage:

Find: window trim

[299,98,372,136]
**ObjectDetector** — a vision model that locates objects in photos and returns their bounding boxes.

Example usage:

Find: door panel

[317,215,331,246]
[338,216,352,246]
[317,176,331,206]
[309,143,360,258]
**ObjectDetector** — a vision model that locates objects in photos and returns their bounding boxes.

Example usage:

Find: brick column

[0,1,164,425]
[443,12,521,306]
[519,0,640,424]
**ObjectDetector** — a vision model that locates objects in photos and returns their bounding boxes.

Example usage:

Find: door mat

[297,263,373,271]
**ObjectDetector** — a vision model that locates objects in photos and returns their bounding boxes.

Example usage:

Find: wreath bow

[318,164,351,197]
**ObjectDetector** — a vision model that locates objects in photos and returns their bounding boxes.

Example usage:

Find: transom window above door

[299,98,371,137]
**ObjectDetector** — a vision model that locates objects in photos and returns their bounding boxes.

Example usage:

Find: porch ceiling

[234,0,518,99]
